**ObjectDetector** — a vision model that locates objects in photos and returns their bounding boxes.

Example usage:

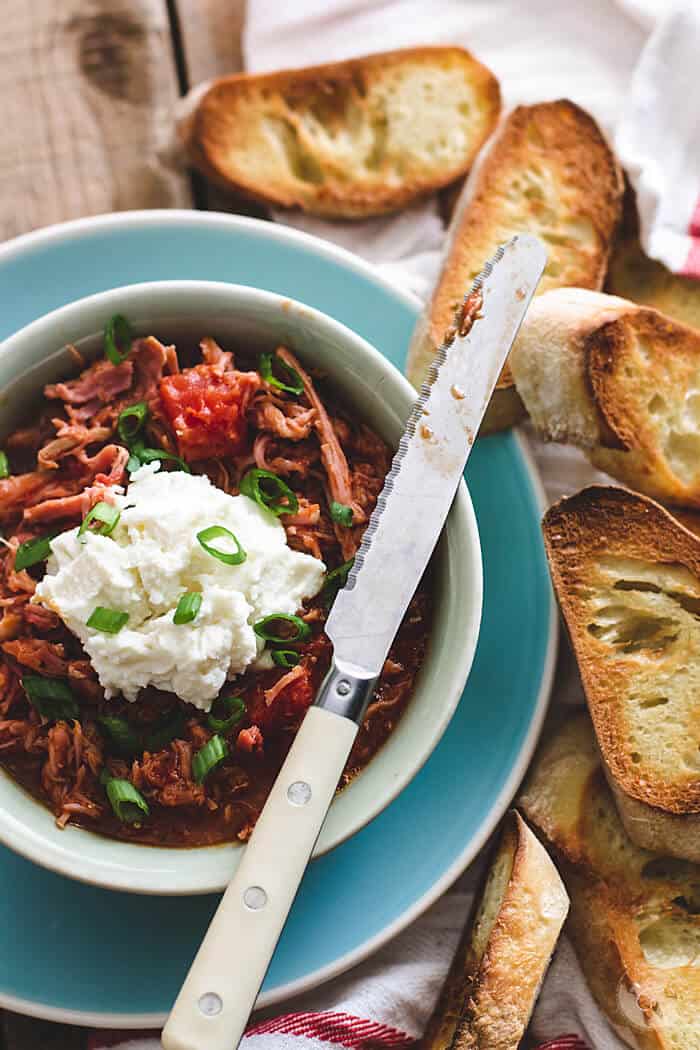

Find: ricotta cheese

[35,464,325,710]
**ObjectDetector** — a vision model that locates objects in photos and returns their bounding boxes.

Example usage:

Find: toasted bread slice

[519,714,700,1050]
[421,810,568,1050]
[542,486,700,861]
[608,236,700,332]
[511,288,700,507]
[406,100,623,431]
[182,48,500,219]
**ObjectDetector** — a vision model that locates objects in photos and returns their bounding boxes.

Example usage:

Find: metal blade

[325,233,546,678]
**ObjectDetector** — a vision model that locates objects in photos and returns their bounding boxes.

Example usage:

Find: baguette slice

[511,287,700,507]
[421,810,568,1050]
[519,714,700,1050]
[182,48,500,219]
[407,100,623,431]
[542,486,700,861]
[608,235,700,332]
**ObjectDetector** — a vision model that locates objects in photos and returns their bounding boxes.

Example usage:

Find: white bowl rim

[0,275,482,896]
[0,212,556,1028]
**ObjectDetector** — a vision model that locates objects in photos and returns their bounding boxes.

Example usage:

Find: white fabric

[96,4,699,1048]
[615,4,700,273]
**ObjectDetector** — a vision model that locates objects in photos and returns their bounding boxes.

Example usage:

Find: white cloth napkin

[93,4,699,1049]
[616,4,700,275]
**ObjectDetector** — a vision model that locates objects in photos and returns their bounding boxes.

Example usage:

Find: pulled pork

[0,329,428,846]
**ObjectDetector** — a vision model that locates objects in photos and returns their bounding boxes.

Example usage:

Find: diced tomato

[236,726,264,754]
[159,365,260,461]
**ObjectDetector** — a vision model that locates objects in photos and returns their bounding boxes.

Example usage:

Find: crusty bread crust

[519,714,700,1050]
[511,289,700,508]
[407,100,623,430]
[608,235,700,334]
[184,48,500,219]
[421,811,568,1050]
[543,485,700,816]
[607,773,700,865]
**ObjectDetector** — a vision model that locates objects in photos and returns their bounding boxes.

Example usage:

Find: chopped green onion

[271,649,300,669]
[87,606,129,634]
[0,451,9,480]
[174,591,202,625]
[253,613,311,644]
[207,696,246,734]
[193,734,229,783]
[330,501,353,527]
[126,440,190,475]
[321,557,354,606]
[78,501,120,543]
[23,675,79,721]
[259,352,304,395]
[197,525,246,566]
[117,401,149,444]
[100,769,150,823]
[15,534,53,572]
[126,450,142,474]
[99,709,185,756]
[104,314,133,366]
[98,717,142,756]
[240,469,299,517]
[143,709,186,752]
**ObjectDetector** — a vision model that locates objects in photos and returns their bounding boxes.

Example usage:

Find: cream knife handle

[161,704,359,1050]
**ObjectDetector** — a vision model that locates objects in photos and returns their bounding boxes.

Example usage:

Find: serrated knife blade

[325,233,546,680]
[161,233,547,1050]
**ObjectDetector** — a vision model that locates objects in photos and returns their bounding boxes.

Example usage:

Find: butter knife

[161,233,546,1050]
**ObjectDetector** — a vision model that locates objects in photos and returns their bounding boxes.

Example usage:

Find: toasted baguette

[421,810,568,1050]
[182,48,500,219]
[406,100,623,431]
[511,287,700,507]
[608,235,700,332]
[542,486,700,862]
[519,714,700,1050]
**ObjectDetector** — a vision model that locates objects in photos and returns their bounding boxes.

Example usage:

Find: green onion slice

[126,441,190,475]
[330,501,353,527]
[98,716,142,756]
[23,675,79,721]
[78,501,120,543]
[197,525,246,566]
[14,534,54,572]
[321,557,354,606]
[240,469,299,517]
[100,769,150,823]
[143,709,186,752]
[0,451,9,480]
[104,314,133,366]
[259,352,304,395]
[99,709,185,756]
[117,401,149,444]
[207,696,246,734]
[253,613,311,644]
[271,649,300,669]
[192,734,229,783]
[174,591,202,625]
[87,606,129,634]
[126,450,142,474]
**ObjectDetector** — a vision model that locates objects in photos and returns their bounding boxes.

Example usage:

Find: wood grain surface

[0,0,191,242]
[0,3,246,1044]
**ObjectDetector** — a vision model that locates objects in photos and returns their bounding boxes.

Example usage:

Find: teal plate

[0,213,555,1027]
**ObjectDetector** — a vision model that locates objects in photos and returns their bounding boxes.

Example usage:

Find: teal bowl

[0,280,483,895]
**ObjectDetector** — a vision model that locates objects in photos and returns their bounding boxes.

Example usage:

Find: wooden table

[0,1,250,1045]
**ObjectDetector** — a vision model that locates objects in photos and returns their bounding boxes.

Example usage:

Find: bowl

[0,280,483,894]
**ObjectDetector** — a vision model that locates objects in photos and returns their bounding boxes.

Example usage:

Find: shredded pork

[0,330,426,845]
